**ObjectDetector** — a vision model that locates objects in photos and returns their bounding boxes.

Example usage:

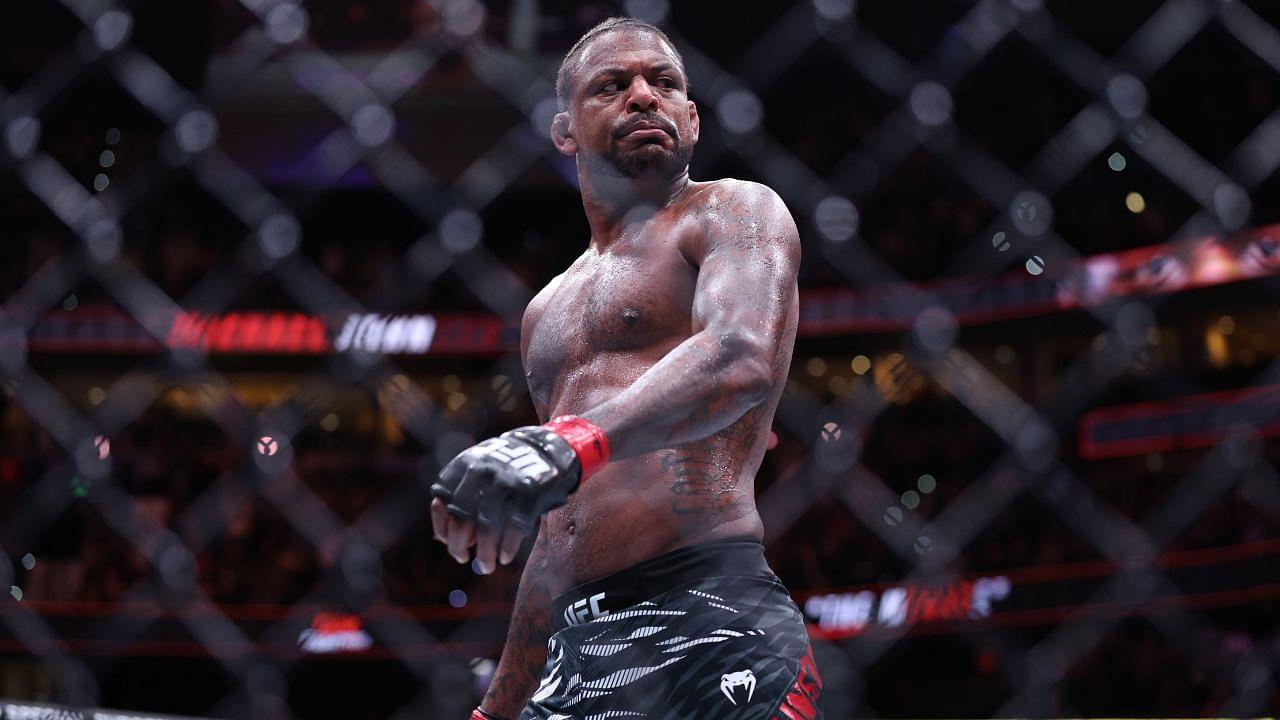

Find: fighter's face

[559,29,699,179]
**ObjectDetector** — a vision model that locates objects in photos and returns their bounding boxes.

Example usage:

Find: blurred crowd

[3,374,1277,715]
[3,380,1275,607]
[3,2,1280,305]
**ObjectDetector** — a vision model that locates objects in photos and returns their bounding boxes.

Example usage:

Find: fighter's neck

[579,169,692,247]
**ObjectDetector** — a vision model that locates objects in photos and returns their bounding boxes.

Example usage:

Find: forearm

[581,328,771,460]
[481,531,555,718]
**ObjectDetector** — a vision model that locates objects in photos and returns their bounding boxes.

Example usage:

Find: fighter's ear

[551,111,578,155]
[687,100,700,145]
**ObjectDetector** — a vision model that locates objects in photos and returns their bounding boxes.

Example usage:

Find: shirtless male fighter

[430,17,821,719]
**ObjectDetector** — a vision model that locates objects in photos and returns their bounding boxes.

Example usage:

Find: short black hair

[555,17,686,111]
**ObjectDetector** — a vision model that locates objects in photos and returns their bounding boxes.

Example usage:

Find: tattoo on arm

[581,183,800,461]
[482,533,554,717]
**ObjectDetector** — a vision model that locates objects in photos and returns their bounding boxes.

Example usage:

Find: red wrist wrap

[545,415,611,481]
[472,709,507,720]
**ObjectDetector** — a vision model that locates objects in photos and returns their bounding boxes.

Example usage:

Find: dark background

[1,0,1278,717]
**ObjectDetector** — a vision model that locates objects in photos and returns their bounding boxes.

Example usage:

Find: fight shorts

[518,537,822,720]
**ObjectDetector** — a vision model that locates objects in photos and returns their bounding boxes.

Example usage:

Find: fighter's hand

[430,426,582,573]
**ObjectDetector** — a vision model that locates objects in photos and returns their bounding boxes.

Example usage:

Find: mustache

[613,113,677,138]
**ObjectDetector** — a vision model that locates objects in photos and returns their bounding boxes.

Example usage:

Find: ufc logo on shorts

[563,592,608,626]
[480,440,552,477]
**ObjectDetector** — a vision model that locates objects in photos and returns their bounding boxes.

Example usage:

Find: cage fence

[1,0,1279,718]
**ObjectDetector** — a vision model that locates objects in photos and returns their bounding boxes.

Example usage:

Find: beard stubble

[602,136,694,179]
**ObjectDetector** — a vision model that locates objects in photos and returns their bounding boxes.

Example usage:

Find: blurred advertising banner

[800,224,1280,334]
[1080,384,1280,459]
[5,540,1277,657]
[798,538,1280,640]
[21,309,511,356]
[12,226,1280,357]
[0,701,207,720]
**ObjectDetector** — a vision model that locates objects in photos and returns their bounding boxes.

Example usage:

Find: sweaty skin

[524,178,797,581]
[430,26,800,718]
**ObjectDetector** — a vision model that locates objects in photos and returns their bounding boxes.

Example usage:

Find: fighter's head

[551,17,699,181]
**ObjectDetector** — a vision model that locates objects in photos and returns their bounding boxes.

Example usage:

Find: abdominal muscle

[539,451,765,590]
[530,347,778,590]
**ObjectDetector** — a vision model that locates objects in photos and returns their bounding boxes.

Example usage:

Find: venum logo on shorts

[720,669,757,705]
[562,591,608,626]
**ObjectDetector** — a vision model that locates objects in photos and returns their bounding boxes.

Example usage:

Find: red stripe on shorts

[772,645,823,719]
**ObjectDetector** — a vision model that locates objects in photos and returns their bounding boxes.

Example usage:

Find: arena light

[850,355,871,374]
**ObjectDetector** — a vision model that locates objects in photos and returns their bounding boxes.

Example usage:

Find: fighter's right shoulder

[521,271,566,341]
[523,249,593,327]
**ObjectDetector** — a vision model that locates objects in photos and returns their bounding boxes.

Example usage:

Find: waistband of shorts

[551,536,771,631]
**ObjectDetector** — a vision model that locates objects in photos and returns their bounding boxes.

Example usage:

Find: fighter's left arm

[429,182,798,575]
[581,180,800,458]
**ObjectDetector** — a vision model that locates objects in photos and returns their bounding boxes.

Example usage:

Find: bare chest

[525,248,696,404]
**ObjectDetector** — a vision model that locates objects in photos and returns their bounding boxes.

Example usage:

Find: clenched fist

[430,416,609,573]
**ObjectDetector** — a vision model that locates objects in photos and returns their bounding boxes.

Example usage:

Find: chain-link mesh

[2,0,1279,717]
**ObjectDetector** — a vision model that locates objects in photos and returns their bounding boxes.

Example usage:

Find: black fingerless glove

[432,426,582,536]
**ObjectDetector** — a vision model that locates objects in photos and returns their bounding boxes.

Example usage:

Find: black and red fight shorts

[519,537,822,719]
